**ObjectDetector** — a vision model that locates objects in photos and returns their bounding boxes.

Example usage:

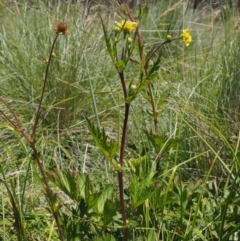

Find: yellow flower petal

[181,29,192,46]
[115,20,138,33]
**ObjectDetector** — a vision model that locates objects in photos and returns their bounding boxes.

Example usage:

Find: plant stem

[0,29,66,241]
[147,84,158,134]
[124,3,159,134]
[30,33,64,240]
[30,142,64,240]
[118,71,129,241]
[32,34,59,138]
[117,170,128,240]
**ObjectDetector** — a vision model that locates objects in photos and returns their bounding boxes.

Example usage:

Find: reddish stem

[32,34,59,138]
[118,71,129,241]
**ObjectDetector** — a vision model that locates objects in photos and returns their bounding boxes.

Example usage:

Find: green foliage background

[1,0,240,240]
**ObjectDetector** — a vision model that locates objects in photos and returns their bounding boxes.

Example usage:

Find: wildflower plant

[0,1,193,240]
[0,22,68,241]
[93,2,192,240]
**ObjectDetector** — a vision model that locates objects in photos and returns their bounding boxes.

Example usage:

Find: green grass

[1,0,240,240]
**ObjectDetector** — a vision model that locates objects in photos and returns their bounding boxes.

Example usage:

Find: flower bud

[127,37,133,44]
[114,37,120,44]
[130,84,137,90]
[51,52,57,58]
[113,26,121,33]
[167,35,172,41]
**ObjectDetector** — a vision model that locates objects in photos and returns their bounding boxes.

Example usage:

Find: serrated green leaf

[86,185,113,214]
[79,198,88,218]
[87,192,101,211]
[145,131,181,154]
[97,185,113,212]
[127,156,149,176]
[47,170,88,202]
[137,75,155,94]
[103,200,118,226]
[129,174,156,209]
[85,117,118,159]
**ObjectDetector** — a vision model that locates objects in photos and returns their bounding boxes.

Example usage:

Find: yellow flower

[115,20,138,33]
[181,29,192,46]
